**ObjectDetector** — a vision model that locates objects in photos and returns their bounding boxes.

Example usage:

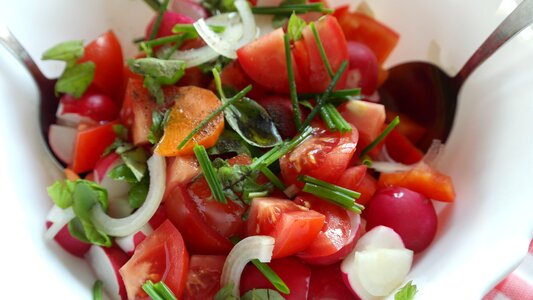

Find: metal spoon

[379,0,533,150]
[0,24,62,169]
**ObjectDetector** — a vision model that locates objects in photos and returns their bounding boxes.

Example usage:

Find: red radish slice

[55,102,97,127]
[86,245,129,300]
[170,0,207,20]
[341,226,413,299]
[45,221,91,258]
[115,224,153,256]
[48,124,77,165]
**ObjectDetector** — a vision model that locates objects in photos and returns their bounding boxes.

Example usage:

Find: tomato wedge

[79,31,124,102]
[294,195,361,265]
[120,220,189,299]
[280,123,358,187]
[182,255,226,300]
[336,165,378,206]
[245,197,325,258]
[70,121,117,173]
[240,257,312,299]
[379,162,455,202]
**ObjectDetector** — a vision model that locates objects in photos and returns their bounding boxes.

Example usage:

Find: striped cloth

[483,240,533,300]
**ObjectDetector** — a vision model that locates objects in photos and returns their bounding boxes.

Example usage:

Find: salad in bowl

[0,0,532,299]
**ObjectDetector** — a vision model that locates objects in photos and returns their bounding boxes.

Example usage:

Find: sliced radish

[170,0,207,20]
[86,245,129,300]
[56,102,97,127]
[115,224,153,256]
[48,124,77,165]
[341,226,413,299]
[45,221,91,258]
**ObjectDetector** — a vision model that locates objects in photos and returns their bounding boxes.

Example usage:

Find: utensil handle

[456,0,533,83]
[0,23,49,84]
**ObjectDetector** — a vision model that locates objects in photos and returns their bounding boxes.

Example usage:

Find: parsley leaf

[120,147,148,182]
[241,289,285,300]
[214,284,237,300]
[54,61,95,98]
[287,12,306,41]
[41,40,84,65]
[128,175,150,209]
[47,180,76,208]
[148,109,171,144]
[395,281,418,300]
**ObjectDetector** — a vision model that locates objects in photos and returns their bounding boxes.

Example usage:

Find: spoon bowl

[379,0,533,150]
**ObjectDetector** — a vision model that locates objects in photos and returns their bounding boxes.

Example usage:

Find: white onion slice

[45,206,75,240]
[234,0,257,47]
[91,154,166,237]
[194,18,238,58]
[370,161,412,173]
[220,235,275,298]
[422,139,444,166]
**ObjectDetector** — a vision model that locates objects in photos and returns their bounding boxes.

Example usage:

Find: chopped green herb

[241,289,286,300]
[260,166,286,191]
[310,21,334,78]
[323,103,352,133]
[287,12,306,41]
[201,0,237,15]
[197,55,233,74]
[120,147,148,182]
[298,88,361,100]
[395,281,418,300]
[47,180,76,209]
[143,0,161,11]
[214,284,237,300]
[148,109,171,144]
[207,130,253,157]
[319,105,336,131]
[359,115,400,158]
[41,40,84,65]
[250,260,290,295]
[140,34,190,57]
[149,0,170,41]
[194,144,227,203]
[283,33,302,130]
[92,280,103,300]
[54,61,95,98]
[108,164,138,184]
[213,159,271,204]
[300,175,364,213]
[142,280,177,300]
[128,175,150,209]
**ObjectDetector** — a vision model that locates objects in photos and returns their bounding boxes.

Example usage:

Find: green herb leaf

[93,280,103,300]
[201,0,237,15]
[214,284,237,300]
[128,58,185,85]
[55,61,95,98]
[359,115,400,157]
[148,109,171,144]
[149,0,170,41]
[208,130,253,156]
[194,144,227,203]
[120,148,148,182]
[108,164,138,184]
[128,175,150,209]
[47,180,76,208]
[224,97,283,148]
[395,281,418,300]
[241,289,286,300]
[287,12,306,41]
[197,55,233,74]
[42,40,84,65]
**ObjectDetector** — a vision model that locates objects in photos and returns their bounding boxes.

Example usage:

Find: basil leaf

[113,124,129,141]
[214,284,237,300]
[71,182,111,247]
[128,57,186,85]
[47,180,76,208]
[395,281,418,300]
[272,15,288,29]
[121,148,148,182]
[208,130,252,156]
[128,175,150,209]
[241,289,286,300]
[224,97,282,148]
[55,61,95,98]
[148,109,170,144]
[108,164,138,184]
[42,40,84,65]
[287,12,306,41]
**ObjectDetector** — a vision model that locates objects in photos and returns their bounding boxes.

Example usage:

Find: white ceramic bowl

[0,0,531,299]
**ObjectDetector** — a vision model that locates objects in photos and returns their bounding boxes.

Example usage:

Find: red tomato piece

[298,15,349,92]
[336,165,378,205]
[308,263,357,300]
[182,255,226,300]
[385,129,424,165]
[245,197,325,258]
[334,7,399,65]
[70,121,117,173]
[120,220,189,299]
[164,154,200,199]
[79,31,124,102]
[280,123,358,187]
[379,162,456,202]
[338,100,386,154]
[294,195,361,265]
[240,257,312,299]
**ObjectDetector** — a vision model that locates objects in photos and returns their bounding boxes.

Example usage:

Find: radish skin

[86,245,129,300]
[115,224,153,256]
[48,124,77,164]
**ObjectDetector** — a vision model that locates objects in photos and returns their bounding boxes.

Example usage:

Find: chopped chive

[251,259,291,294]
[362,157,373,167]
[310,22,334,78]
[299,88,361,100]
[142,280,164,300]
[251,126,313,169]
[302,183,364,213]
[300,175,360,199]
[133,36,146,44]
[194,144,227,203]
[324,103,352,133]
[301,60,348,129]
[143,0,161,11]
[359,116,400,158]
[260,167,287,191]
[284,33,302,130]
[251,3,333,15]
[140,34,187,49]
[212,68,226,99]
[153,281,178,300]
[247,191,270,199]
[319,106,337,131]
[149,0,170,41]
[92,280,103,300]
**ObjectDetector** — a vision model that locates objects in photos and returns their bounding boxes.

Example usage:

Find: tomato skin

[60,93,119,122]
[120,220,189,299]
[336,165,378,206]
[79,31,124,102]
[378,162,455,202]
[280,124,359,187]
[308,263,357,300]
[182,255,226,300]
[384,129,424,165]
[294,195,361,265]
[70,121,117,173]
[334,8,399,65]
[240,257,312,299]
[245,197,325,258]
